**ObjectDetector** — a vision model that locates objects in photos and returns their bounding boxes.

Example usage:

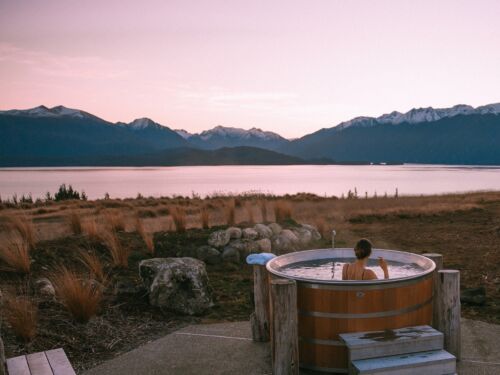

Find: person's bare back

[342,239,389,281]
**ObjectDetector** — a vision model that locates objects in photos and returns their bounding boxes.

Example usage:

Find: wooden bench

[6,349,75,375]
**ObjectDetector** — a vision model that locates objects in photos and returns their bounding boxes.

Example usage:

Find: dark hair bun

[354,238,372,259]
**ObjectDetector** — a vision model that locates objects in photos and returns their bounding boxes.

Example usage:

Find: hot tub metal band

[297,295,433,320]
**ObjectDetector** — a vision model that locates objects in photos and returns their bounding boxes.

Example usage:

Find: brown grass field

[0,190,499,371]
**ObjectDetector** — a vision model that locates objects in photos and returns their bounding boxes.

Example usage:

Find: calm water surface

[0,164,498,200]
[279,257,424,281]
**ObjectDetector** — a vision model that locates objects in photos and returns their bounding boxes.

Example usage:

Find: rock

[207,230,231,248]
[293,227,312,246]
[226,227,242,240]
[461,287,486,305]
[36,277,55,297]
[196,246,222,265]
[254,223,273,239]
[268,223,282,236]
[301,224,322,241]
[227,239,260,257]
[242,228,259,240]
[222,247,240,263]
[139,257,213,315]
[256,238,272,252]
[272,229,299,254]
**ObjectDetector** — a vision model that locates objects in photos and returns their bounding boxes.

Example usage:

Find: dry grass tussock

[170,206,187,232]
[0,233,30,273]
[200,206,210,229]
[105,211,126,232]
[135,217,154,254]
[245,201,255,224]
[2,294,38,342]
[225,199,236,226]
[9,215,36,249]
[79,249,108,285]
[50,266,104,323]
[101,228,130,268]
[258,199,268,222]
[274,200,293,222]
[81,218,100,242]
[68,210,82,235]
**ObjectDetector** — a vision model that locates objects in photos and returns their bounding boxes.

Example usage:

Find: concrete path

[83,318,500,375]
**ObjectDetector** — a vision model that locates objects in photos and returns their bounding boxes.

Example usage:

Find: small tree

[54,184,81,201]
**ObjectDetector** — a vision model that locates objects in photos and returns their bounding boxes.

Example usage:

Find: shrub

[54,184,81,201]
[9,215,36,249]
[225,199,236,226]
[51,266,104,323]
[102,229,130,268]
[171,206,186,233]
[0,235,30,273]
[200,206,210,229]
[274,200,293,222]
[79,249,107,285]
[3,295,38,342]
[68,210,82,235]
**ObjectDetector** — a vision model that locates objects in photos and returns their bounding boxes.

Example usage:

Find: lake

[0,164,499,200]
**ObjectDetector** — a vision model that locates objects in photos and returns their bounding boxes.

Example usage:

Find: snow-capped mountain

[335,103,500,130]
[0,105,103,121]
[176,125,290,151]
[118,117,166,131]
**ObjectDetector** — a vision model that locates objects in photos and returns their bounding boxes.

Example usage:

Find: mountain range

[0,103,499,166]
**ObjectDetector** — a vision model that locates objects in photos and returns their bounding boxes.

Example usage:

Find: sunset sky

[1,0,499,138]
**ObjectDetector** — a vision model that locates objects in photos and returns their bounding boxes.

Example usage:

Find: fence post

[423,253,443,328]
[250,265,270,342]
[436,270,461,360]
[271,279,299,375]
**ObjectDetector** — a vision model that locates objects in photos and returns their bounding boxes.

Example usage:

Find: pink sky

[1,0,500,138]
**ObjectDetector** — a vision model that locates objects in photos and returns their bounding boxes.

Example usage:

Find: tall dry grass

[171,206,187,233]
[101,229,130,268]
[225,199,236,226]
[79,249,107,285]
[274,200,293,222]
[258,199,268,222]
[68,210,82,235]
[135,217,154,254]
[245,201,255,224]
[105,211,126,232]
[200,206,210,229]
[3,294,38,342]
[9,215,36,249]
[0,234,30,273]
[51,266,104,323]
[82,218,100,242]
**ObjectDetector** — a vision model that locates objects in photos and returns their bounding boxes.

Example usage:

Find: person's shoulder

[364,269,377,280]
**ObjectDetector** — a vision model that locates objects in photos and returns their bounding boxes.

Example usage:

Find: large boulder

[254,223,273,239]
[256,238,272,252]
[226,227,242,240]
[242,228,259,240]
[301,224,322,241]
[139,257,213,315]
[222,246,240,263]
[227,239,260,257]
[293,227,312,246]
[208,230,231,248]
[196,246,222,265]
[268,223,282,236]
[272,229,299,254]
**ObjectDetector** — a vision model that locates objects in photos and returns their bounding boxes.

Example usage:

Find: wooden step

[340,325,443,361]
[351,349,456,375]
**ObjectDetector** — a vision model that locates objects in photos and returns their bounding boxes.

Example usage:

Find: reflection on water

[0,164,498,200]
[279,257,424,280]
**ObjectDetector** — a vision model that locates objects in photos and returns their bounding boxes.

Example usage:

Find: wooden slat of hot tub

[297,276,433,314]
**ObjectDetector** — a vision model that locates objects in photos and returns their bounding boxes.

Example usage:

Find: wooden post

[436,270,461,360]
[271,279,299,375]
[250,265,270,342]
[423,253,443,328]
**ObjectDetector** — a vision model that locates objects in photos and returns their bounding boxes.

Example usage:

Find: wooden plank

[423,252,443,328]
[6,355,30,375]
[25,352,53,375]
[250,265,270,342]
[45,349,76,375]
[436,270,461,360]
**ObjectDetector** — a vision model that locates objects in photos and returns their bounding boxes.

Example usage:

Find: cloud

[0,42,129,80]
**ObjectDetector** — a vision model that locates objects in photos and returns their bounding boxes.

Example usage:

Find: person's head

[354,239,372,259]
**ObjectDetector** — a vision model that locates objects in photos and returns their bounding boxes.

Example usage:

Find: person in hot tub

[342,239,389,280]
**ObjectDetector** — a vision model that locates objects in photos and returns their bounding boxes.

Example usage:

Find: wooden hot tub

[266,248,435,374]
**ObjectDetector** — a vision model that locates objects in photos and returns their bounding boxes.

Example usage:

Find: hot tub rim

[266,248,436,286]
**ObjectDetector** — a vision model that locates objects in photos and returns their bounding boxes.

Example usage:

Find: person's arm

[378,257,389,279]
